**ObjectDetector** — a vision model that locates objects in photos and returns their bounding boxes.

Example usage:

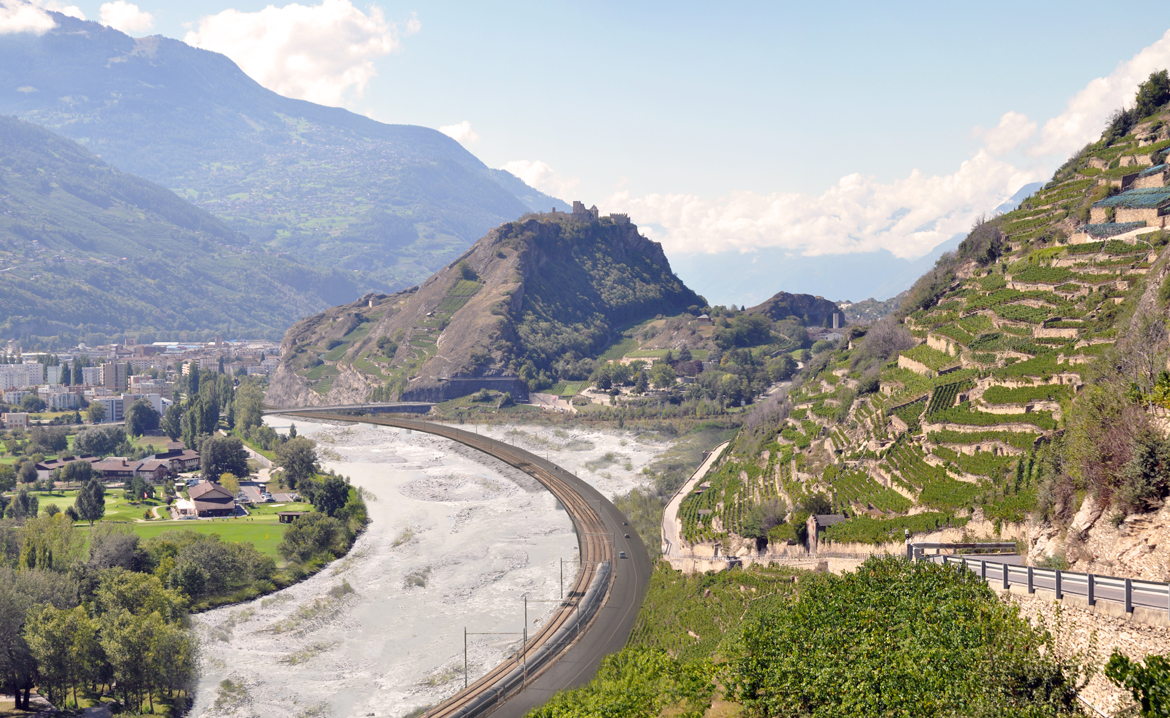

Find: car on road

[624,534,630,538]
[619,551,627,559]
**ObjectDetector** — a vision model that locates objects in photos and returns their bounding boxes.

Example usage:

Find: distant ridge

[0,10,567,293]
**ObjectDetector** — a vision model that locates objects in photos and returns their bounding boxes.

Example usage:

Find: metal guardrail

[927,553,1170,618]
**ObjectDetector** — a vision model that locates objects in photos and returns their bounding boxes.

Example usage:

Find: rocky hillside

[267,205,702,407]
[675,72,1170,582]
[0,9,566,292]
[0,115,361,343]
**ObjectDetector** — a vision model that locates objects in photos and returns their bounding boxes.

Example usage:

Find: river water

[190,418,672,718]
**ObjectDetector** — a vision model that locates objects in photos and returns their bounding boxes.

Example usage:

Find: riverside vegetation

[0,367,368,714]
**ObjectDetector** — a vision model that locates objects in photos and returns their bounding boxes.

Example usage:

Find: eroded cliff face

[266,211,699,407]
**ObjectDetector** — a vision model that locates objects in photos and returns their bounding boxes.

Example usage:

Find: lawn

[124,521,290,560]
[34,490,165,522]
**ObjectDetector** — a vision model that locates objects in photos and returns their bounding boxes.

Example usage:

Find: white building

[0,363,44,390]
[81,367,102,385]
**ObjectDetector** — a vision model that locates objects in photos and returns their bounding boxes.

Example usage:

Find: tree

[200,435,249,481]
[60,363,71,386]
[23,605,96,709]
[18,460,37,485]
[76,477,106,525]
[19,514,85,571]
[633,371,648,394]
[312,475,349,517]
[278,512,346,563]
[86,401,106,424]
[124,398,160,437]
[20,394,46,413]
[73,426,125,457]
[160,403,183,442]
[1134,69,1170,120]
[1105,650,1169,717]
[0,567,79,710]
[60,460,91,486]
[219,473,240,494]
[276,437,318,490]
[650,363,677,389]
[6,488,37,519]
[233,381,264,431]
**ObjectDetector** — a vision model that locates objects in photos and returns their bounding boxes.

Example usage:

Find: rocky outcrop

[745,291,844,327]
[267,209,700,407]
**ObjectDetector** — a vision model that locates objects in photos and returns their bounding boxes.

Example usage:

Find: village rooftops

[1092,186,1170,208]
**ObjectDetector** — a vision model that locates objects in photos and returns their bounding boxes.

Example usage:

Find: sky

[9,0,1170,292]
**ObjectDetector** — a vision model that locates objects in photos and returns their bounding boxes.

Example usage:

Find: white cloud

[184,0,403,107]
[99,0,151,33]
[604,151,1037,260]
[439,120,479,144]
[0,1,56,34]
[405,10,420,35]
[975,111,1036,155]
[501,160,580,201]
[33,0,84,20]
[1031,27,1170,158]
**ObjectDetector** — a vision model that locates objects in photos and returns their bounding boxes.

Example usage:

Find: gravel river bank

[190,418,674,718]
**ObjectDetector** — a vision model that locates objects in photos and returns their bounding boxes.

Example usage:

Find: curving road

[281,411,651,718]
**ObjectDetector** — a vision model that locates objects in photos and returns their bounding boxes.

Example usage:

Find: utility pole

[464,627,468,689]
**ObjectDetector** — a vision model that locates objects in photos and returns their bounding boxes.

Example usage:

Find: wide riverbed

[190,418,673,717]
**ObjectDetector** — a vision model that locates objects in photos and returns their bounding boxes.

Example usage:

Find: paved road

[280,411,652,717]
[661,442,729,556]
[942,555,1170,612]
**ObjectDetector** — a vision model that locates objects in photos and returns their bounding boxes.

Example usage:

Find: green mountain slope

[0,11,567,292]
[673,75,1170,574]
[267,207,703,406]
[0,115,363,343]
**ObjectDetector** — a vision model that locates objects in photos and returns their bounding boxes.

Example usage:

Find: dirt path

[661,442,729,555]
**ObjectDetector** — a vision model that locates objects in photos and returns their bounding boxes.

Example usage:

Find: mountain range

[0,114,364,343]
[0,8,566,295]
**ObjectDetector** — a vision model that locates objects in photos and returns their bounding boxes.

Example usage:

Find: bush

[277,512,348,563]
[725,557,1087,717]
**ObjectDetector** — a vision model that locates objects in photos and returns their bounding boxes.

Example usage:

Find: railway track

[286,412,637,718]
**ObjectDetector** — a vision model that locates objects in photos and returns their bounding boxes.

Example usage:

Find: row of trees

[0,518,199,712]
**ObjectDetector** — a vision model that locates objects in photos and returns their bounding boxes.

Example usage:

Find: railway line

[283,411,651,718]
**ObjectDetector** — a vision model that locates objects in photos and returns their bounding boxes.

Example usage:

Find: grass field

[121,521,290,560]
[33,490,165,522]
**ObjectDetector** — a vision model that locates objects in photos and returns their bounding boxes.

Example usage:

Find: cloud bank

[594,29,1170,261]
[99,0,151,34]
[1031,27,1170,159]
[184,0,405,107]
[604,151,1036,259]
[0,1,56,34]
[439,120,478,144]
[501,160,579,202]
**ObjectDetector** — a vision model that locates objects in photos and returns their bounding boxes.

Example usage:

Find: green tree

[650,363,677,389]
[19,514,86,571]
[200,434,249,481]
[86,401,106,424]
[76,476,106,525]
[18,459,37,485]
[278,512,346,563]
[312,475,349,517]
[233,381,264,431]
[60,363,71,386]
[276,436,318,490]
[1106,650,1170,717]
[23,605,97,709]
[1134,69,1170,119]
[124,398,160,437]
[161,402,183,441]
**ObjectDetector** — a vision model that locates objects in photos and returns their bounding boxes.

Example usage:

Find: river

[189,417,674,718]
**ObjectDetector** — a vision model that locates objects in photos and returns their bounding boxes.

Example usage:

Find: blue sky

[15,0,1170,299]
